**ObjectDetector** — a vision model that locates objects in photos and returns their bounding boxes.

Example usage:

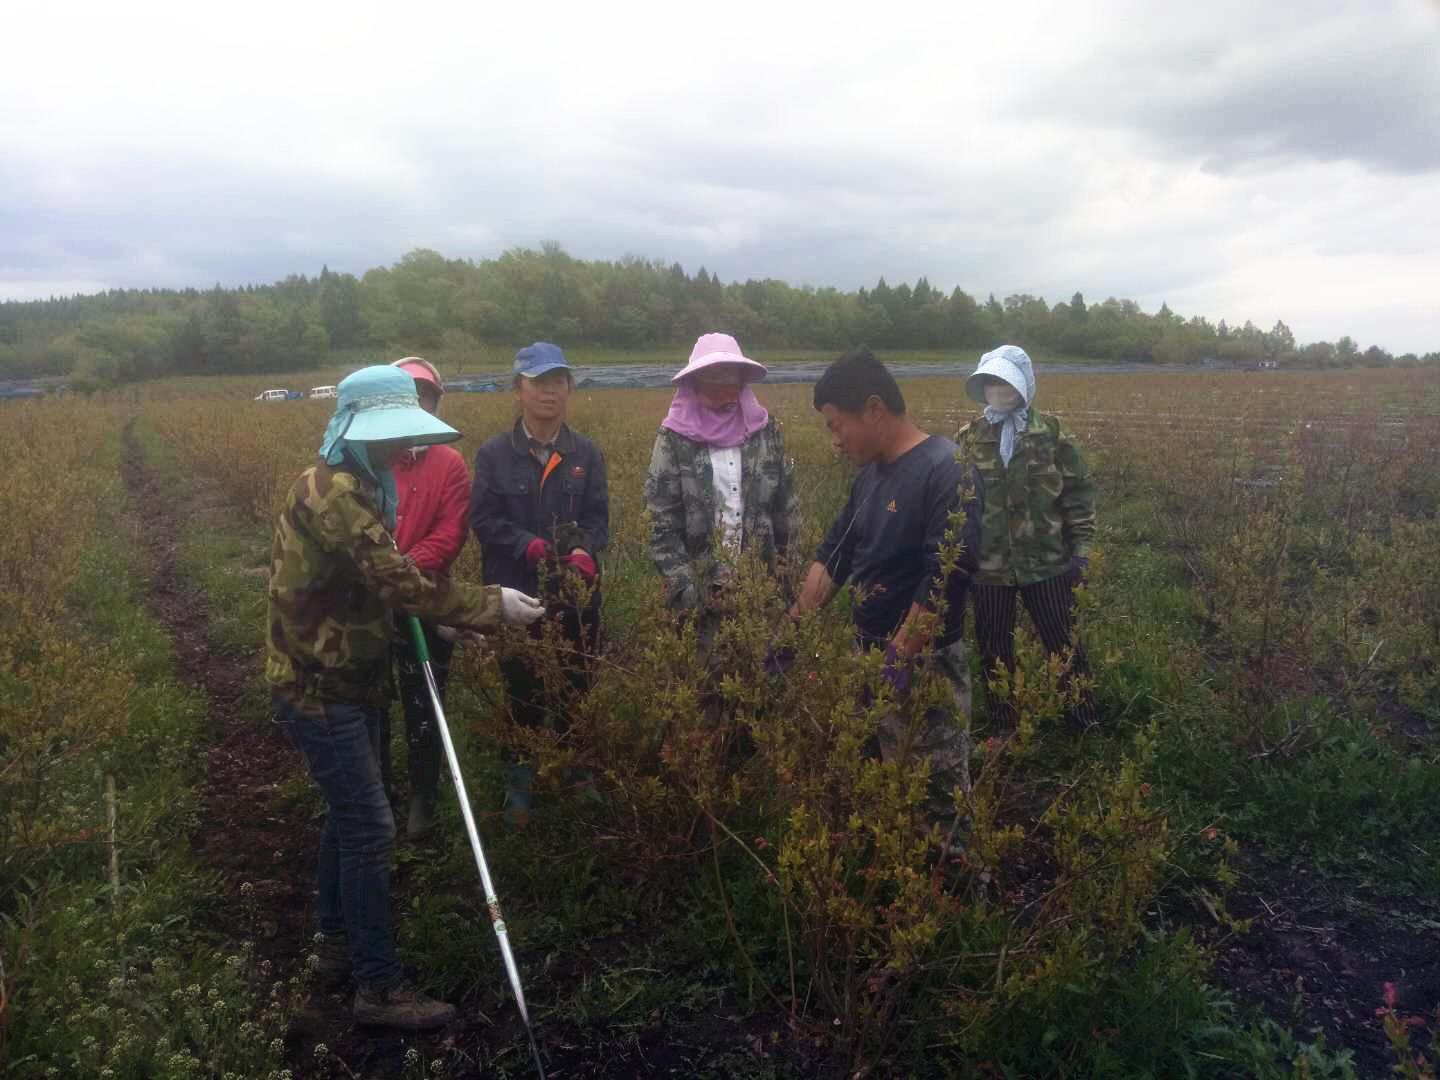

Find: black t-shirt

[815,435,984,648]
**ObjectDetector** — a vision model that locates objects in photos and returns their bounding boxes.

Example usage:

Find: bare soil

[1211,856,1440,1077]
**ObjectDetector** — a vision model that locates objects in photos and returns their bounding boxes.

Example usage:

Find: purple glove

[881,643,912,695]
[1069,555,1090,583]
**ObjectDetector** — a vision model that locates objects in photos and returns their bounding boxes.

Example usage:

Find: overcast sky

[3,0,1438,352]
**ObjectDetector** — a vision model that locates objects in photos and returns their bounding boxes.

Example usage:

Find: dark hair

[812,347,905,414]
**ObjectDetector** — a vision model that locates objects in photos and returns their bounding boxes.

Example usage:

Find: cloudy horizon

[4,0,1438,353]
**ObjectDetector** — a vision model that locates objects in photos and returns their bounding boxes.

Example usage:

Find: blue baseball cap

[514,342,571,379]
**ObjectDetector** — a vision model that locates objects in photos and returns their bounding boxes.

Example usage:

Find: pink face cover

[660,334,769,448]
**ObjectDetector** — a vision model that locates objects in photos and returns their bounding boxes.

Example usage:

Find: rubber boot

[503,762,533,829]
[406,707,443,840]
[407,791,436,841]
[313,931,352,987]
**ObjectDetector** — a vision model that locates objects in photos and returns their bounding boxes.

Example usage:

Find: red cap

[392,356,444,395]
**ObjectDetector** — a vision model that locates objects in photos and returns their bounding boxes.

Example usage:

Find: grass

[1214,714,1440,897]
[3,430,291,1080]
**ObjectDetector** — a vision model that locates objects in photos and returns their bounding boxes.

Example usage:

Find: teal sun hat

[318,365,461,527]
[319,365,459,458]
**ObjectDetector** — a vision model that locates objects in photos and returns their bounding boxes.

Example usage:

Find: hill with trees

[1,244,1432,384]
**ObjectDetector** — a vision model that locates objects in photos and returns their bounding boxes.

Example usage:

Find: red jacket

[392,445,470,573]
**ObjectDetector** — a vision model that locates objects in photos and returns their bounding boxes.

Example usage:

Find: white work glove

[499,588,546,626]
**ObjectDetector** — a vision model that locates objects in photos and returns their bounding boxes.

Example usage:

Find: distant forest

[1,244,1433,384]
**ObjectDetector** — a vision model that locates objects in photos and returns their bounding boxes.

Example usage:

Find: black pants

[499,601,598,737]
[383,618,455,802]
[973,570,1097,728]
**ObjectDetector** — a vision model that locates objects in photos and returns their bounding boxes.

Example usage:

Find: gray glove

[437,625,490,652]
[499,588,546,626]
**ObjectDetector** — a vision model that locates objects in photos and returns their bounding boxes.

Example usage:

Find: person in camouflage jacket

[645,333,800,612]
[265,460,503,704]
[955,345,1099,729]
[266,365,544,1032]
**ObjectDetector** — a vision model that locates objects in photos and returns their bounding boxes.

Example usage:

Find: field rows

[5,366,1440,1078]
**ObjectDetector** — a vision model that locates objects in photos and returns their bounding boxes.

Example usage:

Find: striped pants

[973,570,1098,729]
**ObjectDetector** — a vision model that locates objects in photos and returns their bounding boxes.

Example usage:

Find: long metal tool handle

[408,617,546,1080]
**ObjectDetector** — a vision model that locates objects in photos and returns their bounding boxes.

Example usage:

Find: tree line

[1,243,1433,384]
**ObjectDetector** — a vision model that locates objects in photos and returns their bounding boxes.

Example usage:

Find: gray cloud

[2,0,1438,353]
[1029,1,1440,174]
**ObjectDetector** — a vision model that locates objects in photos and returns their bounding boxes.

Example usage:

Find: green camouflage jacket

[954,411,1096,587]
[266,462,504,705]
[644,418,801,608]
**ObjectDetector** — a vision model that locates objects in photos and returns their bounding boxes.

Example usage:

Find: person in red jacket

[388,357,472,839]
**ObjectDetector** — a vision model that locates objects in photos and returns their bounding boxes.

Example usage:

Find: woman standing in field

[954,345,1099,730]
[267,365,545,1030]
[468,343,609,827]
[644,332,801,631]
[385,357,471,840]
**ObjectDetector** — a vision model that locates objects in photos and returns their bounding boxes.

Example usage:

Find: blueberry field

[4,365,1440,1079]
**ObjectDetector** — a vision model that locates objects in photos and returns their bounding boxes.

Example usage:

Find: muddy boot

[353,980,457,1030]
[310,931,352,987]
[407,791,436,841]
[503,762,533,829]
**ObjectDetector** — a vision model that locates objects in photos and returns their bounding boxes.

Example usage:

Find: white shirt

[708,446,743,550]
[520,419,557,465]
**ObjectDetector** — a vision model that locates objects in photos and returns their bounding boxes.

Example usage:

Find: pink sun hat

[671,332,768,384]
[392,356,445,394]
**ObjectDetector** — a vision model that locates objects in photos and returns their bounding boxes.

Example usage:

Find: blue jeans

[274,693,399,990]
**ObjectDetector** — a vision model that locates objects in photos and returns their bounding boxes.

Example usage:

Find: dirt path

[119,423,372,1075]
[121,420,314,931]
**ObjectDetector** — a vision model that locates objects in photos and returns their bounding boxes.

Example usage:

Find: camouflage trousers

[875,638,973,815]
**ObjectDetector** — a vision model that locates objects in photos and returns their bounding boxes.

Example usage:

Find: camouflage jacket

[954,411,1096,586]
[644,418,801,608]
[266,462,505,705]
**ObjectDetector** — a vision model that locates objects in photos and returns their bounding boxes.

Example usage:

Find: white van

[254,388,290,402]
[308,385,338,399]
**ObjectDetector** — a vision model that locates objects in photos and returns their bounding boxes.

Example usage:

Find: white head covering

[965,345,1035,466]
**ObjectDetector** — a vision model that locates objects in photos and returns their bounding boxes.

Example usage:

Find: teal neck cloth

[318,408,399,530]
